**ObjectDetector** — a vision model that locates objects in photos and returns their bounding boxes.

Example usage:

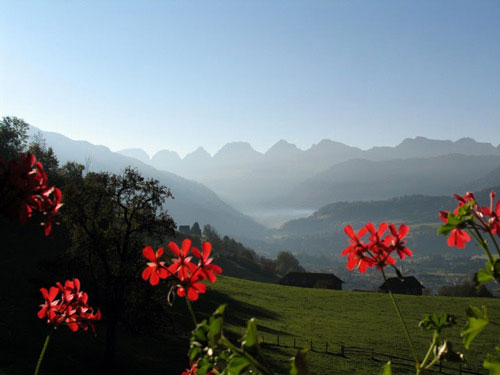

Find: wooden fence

[260,334,485,375]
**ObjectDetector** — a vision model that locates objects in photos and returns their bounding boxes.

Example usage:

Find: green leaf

[438,224,455,236]
[290,349,309,375]
[380,361,392,375]
[226,355,251,375]
[476,267,495,287]
[462,305,489,349]
[207,304,227,347]
[242,318,258,349]
[419,313,456,334]
[484,358,500,375]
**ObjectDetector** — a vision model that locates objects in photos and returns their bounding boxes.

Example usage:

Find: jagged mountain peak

[213,141,263,161]
[265,139,302,157]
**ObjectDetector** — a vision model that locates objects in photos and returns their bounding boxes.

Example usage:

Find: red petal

[187,288,199,301]
[156,247,164,258]
[398,224,409,238]
[142,246,156,261]
[344,225,355,239]
[202,242,212,258]
[168,242,180,256]
[142,267,153,281]
[191,247,201,258]
[181,239,192,256]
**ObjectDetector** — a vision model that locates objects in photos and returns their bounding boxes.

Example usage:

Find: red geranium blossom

[37,278,101,334]
[0,152,62,235]
[447,228,470,249]
[191,242,222,283]
[176,272,207,301]
[141,239,222,301]
[142,246,170,285]
[168,239,197,281]
[342,222,413,273]
[479,191,500,235]
[387,224,413,259]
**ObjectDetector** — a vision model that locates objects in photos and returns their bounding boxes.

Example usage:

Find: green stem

[34,333,51,375]
[468,227,495,264]
[185,298,198,327]
[487,230,500,257]
[420,331,438,369]
[382,270,420,374]
[220,335,274,375]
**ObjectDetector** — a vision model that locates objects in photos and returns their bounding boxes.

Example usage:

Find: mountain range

[29,127,266,239]
[118,137,500,224]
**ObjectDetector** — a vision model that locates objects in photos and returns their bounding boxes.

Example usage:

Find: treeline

[178,223,304,282]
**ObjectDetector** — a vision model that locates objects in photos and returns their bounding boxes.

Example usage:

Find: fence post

[293,338,296,348]
[277,335,279,346]
[340,344,345,357]
[310,340,313,351]
[371,348,375,360]
[459,364,462,375]
[439,361,442,373]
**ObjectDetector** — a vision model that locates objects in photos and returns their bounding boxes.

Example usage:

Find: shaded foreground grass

[205,276,500,375]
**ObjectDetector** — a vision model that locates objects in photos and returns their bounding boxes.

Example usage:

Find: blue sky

[1,1,499,157]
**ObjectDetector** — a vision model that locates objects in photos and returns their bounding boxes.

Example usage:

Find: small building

[178,225,191,234]
[278,272,344,290]
[379,276,425,295]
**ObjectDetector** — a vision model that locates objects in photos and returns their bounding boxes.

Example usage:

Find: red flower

[37,279,101,333]
[142,246,170,285]
[37,286,60,323]
[479,191,500,235]
[0,153,62,235]
[168,239,197,281]
[447,228,470,249]
[191,242,222,283]
[387,224,413,259]
[342,224,374,273]
[342,222,413,273]
[176,272,207,301]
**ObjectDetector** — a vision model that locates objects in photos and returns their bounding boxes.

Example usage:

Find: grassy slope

[205,276,500,375]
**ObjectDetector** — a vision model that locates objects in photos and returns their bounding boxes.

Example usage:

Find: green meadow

[200,276,500,375]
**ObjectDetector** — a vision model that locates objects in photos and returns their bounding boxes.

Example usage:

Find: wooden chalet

[379,276,425,295]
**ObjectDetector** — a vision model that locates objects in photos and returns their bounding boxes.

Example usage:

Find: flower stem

[468,227,495,264]
[185,298,198,327]
[34,333,51,375]
[420,331,438,369]
[382,270,420,374]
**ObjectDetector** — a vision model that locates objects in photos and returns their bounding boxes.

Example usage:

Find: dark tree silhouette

[62,166,176,362]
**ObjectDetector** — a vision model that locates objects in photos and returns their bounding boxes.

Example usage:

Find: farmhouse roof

[379,276,424,290]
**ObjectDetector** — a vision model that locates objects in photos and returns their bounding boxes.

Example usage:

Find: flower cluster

[37,278,101,333]
[342,222,413,273]
[142,239,222,301]
[439,191,500,249]
[0,153,62,235]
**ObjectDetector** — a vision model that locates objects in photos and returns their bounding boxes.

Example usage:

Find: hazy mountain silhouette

[277,154,500,208]
[28,127,266,239]
[117,148,151,164]
[121,136,500,220]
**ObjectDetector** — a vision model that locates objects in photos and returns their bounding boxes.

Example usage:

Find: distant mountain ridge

[29,127,266,239]
[126,136,500,215]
